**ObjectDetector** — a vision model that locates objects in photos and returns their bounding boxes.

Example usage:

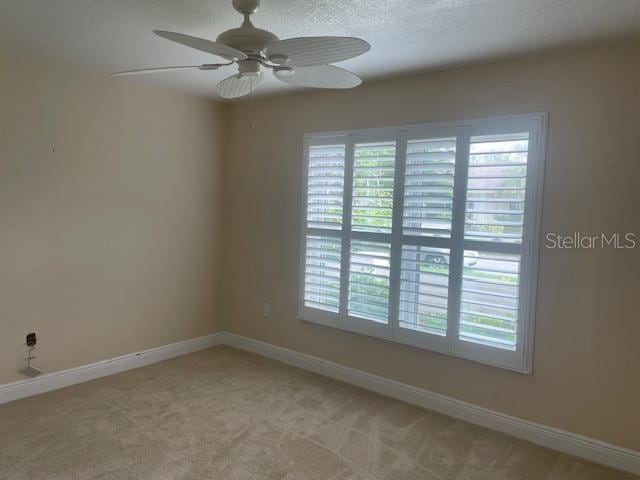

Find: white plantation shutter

[465,133,529,243]
[460,251,520,349]
[303,235,342,312]
[393,131,458,352]
[341,140,397,334]
[348,240,391,323]
[306,144,345,229]
[403,138,456,238]
[300,115,545,372]
[452,130,533,364]
[300,138,347,326]
[351,142,396,234]
[398,246,450,336]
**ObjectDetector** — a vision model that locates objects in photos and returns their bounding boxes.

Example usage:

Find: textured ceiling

[1,0,640,101]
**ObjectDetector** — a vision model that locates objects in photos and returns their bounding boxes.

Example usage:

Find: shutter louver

[307,144,345,230]
[303,235,342,312]
[351,142,396,234]
[403,138,456,238]
[348,240,391,323]
[460,251,520,350]
[465,134,529,243]
[399,246,450,336]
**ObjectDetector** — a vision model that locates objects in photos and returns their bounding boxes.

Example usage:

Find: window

[299,114,546,372]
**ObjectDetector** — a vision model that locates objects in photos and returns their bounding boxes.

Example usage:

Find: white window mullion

[389,131,408,340]
[447,128,471,349]
[338,136,356,325]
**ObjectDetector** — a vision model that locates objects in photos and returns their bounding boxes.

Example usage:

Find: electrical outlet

[262,302,271,318]
[26,332,37,347]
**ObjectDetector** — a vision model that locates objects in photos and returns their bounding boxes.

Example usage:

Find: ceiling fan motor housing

[216,20,279,56]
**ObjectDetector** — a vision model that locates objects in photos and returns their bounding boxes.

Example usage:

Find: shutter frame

[298,114,547,373]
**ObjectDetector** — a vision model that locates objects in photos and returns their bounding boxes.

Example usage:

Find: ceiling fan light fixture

[269,54,289,65]
[273,66,295,77]
[238,59,261,77]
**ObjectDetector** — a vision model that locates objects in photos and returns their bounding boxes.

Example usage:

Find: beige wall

[0,52,225,383]
[2,37,639,452]
[222,39,640,451]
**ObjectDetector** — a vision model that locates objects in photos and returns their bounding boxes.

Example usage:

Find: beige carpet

[0,346,636,480]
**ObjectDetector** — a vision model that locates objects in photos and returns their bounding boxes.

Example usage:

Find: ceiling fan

[114,0,370,99]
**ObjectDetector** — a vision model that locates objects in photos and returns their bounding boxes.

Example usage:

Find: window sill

[298,312,532,374]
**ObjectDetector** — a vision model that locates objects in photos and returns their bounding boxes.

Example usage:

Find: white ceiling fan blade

[113,64,224,76]
[113,66,203,76]
[217,73,263,99]
[274,65,362,89]
[266,37,370,67]
[154,30,248,61]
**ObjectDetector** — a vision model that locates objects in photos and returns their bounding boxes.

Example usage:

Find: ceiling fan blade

[266,37,370,67]
[113,64,224,76]
[274,65,362,89]
[217,73,263,99]
[113,66,203,76]
[154,30,248,61]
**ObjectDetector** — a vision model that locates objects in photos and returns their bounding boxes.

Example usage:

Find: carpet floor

[0,346,636,480]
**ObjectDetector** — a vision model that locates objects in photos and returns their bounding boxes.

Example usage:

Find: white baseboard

[0,332,224,405]
[220,332,640,476]
[1,331,638,475]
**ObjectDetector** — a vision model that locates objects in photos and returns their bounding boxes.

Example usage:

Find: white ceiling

[1,0,639,101]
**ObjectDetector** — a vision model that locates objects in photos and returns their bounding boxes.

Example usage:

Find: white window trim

[298,113,548,373]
